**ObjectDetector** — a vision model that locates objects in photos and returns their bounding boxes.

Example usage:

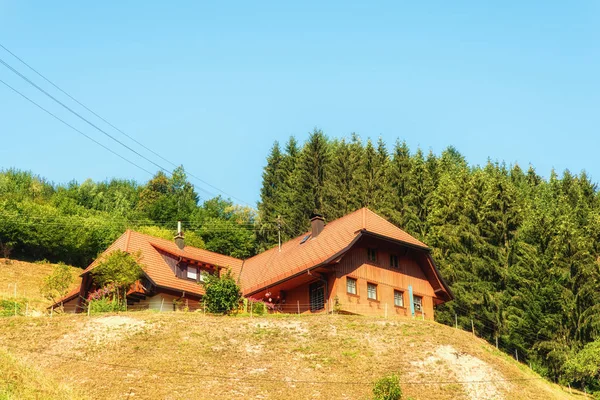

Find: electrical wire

[0,43,253,207]
[0,79,155,176]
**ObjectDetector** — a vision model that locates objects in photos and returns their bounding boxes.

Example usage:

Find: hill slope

[0,313,584,400]
[0,259,81,311]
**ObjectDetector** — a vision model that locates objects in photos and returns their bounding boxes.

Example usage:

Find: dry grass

[0,348,85,399]
[0,259,81,311]
[0,312,587,400]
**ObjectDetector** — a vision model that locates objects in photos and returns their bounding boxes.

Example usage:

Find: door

[309,281,325,312]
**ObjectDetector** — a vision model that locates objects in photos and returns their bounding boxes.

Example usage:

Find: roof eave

[358,229,430,251]
[356,230,454,301]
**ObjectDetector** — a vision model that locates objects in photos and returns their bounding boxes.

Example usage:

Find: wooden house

[241,208,452,319]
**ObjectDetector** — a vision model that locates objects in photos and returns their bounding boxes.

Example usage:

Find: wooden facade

[251,235,447,320]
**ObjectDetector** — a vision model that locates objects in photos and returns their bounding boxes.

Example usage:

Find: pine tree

[257,142,286,247]
[289,128,331,234]
[359,138,390,212]
[406,149,435,238]
[324,138,362,219]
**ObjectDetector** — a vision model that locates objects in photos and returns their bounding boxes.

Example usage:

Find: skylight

[300,234,311,244]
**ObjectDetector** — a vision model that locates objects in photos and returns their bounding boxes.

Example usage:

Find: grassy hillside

[0,313,585,400]
[0,259,81,311]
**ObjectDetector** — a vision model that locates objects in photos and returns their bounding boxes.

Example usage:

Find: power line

[0,59,214,200]
[0,43,180,170]
[0,79,154,176]
[0,56,173,176]
[0,43,253,207]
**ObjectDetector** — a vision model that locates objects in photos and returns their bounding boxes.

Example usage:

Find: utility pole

[277,215,282,252]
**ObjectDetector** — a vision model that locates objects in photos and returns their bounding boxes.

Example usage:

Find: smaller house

[57,229,242,312]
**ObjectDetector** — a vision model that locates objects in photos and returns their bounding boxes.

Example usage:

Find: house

[241,208,452,319]
[57,228,243,312]
[56,208,452,319]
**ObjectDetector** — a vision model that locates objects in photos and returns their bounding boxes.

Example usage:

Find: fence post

[495,335,499,349]
[160,298,164,312]
[455,313,458,329]
[87,304,91,317]
[297,301,300,315]
[515,349,519,362]
[14,300,17,316]
[471,319,475,336]
[250,302,253,318]
[203,300,206,316]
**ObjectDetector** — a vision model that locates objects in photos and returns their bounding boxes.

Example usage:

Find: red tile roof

[83,230,243,297]
[240,208,429,294]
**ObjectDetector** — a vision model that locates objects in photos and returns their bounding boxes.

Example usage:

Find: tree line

[0,166,257,267]
[256,129,600,391]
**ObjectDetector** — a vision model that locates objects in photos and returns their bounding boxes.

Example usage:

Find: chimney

[174,221,185,250]
[310,213,325,238]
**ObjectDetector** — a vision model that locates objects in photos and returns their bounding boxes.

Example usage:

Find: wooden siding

[283,274,336,314]
[331,246,437,319]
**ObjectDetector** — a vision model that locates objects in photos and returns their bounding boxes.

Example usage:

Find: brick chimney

[174,221,185,250]
[310,213,325,238]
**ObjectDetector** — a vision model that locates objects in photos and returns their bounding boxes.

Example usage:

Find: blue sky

[1,2,599,206]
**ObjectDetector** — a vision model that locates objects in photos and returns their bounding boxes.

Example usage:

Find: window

[309,282,325,312]
[394,290,404,307]
[390,254,399,268]
[187,266,198,280]
[300,234,311,244]
[367,283,377,300]
[367,248,377,262]
[413,295,423,312]
[346,277,357,295]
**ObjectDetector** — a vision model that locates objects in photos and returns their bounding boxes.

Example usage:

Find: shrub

[249,299,269,315]
[88,297,124,314]
[373,374,402,400]
[0,300,24,317]
[201,269,241,315]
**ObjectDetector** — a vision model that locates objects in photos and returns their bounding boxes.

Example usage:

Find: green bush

[201,269,241,315]
[249,299,268,315]
[0,300,24,317]
[88,297,124,314]
[373,374,402,400]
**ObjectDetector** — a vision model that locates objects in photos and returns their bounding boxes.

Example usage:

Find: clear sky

[1,2,599,206]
